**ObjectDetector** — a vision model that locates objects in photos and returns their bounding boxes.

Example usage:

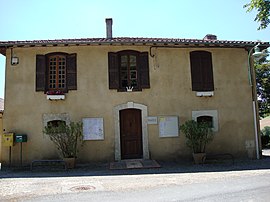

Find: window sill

[196,91,214,97]
[47,95,65,100]
[117,87,142,92]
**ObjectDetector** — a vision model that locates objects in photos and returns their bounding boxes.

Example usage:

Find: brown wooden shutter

[190,51,214,91]
[190,51,203,91]
[66,53,77,90]
[36,55,46,92]
[201,52,214,91]
[108,52,119,89]
[139,52,150,89]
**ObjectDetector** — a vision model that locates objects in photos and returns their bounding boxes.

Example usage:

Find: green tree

[261,126,270,147]
[256,58,270,117]
[262,126,270,135]
[244,0,270,30]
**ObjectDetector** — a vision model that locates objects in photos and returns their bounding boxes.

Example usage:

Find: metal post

[20,142,23,166]
[9,146,11,167]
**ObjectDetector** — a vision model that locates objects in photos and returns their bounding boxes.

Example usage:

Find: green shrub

[180,120,214,153]
[43,122,83,158]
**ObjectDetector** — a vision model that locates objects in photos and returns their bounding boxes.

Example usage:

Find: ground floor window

[192,110,218,132]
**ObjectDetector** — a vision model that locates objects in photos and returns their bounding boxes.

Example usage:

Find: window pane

[121,55,128,70]
[117,52,141,90]
[48,55,66,90]
[121,71,128,80]
[47,120,66,128]
[130,79,137,87]
[130,70,137,79]
[130,55,137,70]
[197,116,213,128]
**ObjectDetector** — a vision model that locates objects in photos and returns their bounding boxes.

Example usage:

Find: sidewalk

[1,155,270,178]
[1,156,270,201]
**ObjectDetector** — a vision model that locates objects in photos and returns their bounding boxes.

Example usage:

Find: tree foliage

[255,57,270,117]
[244,0,270,30]
[261,126,270,147]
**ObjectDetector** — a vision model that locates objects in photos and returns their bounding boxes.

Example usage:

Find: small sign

[147,116,158,125]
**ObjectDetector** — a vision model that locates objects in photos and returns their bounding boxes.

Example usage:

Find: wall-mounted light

[11,57,19,65]
[252,44,268,62]
[248,43,268,85]
[11,48,19,65]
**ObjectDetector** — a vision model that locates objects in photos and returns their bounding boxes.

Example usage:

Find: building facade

[0,22,269,165]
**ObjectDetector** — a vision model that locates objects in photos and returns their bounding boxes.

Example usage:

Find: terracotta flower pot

[192,153,206,164]
[63,157,76,169]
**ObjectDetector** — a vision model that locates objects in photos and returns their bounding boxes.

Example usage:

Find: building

[0,98,3,161]
[0,19,269,165]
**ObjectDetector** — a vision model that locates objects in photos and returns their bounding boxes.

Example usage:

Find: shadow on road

[1,155,270,179]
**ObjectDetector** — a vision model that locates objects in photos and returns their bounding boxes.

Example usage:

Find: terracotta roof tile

[0,37,269,55]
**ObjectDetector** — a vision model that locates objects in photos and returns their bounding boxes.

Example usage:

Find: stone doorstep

[125,160,143,168]
[109,159,161,170]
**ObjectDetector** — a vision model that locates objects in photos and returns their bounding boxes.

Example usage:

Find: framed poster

[159,116,179,137]
[82,118,104,140]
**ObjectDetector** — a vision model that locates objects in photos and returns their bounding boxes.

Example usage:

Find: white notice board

[159,116,179,137]
[82,118,104,140]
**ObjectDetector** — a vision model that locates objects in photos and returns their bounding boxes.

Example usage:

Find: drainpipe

[248,48,261,159]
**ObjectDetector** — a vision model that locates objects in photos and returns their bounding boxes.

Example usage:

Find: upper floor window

[190,51,214,92]
[48,55,66,91]
[108,50,150,91]
[36,53,77,93]
[120,54,138,89]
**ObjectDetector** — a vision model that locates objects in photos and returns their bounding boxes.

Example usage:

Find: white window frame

[192,110,218,132]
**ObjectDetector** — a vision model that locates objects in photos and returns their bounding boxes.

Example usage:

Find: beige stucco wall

[1,45,256,165]
[0,112,2,161]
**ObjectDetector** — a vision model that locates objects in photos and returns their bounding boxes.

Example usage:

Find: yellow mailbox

[2,133,14,147]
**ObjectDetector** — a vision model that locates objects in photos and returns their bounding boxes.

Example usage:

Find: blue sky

[0,0,269,98]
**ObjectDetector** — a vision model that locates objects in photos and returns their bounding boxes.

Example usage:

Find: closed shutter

[190,51,203,91]
[139,52,150,89]
[108,52,119,89]
[36,55,46,92]
[190,51,214,91]
[66,53,77,90]
[201,52,214,91]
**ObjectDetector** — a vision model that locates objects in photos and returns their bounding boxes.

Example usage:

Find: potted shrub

[180,120,214,164]
[43,121,83,168]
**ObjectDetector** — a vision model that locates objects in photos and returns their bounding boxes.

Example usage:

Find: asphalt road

[23,171,270,202]
[1,158,270,202]
[1,151,270,202]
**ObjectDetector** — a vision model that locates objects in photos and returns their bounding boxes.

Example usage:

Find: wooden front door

[120,109,143,159]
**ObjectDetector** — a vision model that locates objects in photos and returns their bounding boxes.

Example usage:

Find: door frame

[114,102,149,161]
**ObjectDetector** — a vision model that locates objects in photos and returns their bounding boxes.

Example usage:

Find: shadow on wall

[0,111,3,161]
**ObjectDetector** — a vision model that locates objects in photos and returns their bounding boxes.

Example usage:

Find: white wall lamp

[248,43,268,160]
[11,57,19,65]
[248,43,268,85]
[252,44,268,62]
[11,48,19,65]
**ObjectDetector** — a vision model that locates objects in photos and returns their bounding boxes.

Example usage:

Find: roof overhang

[0,37,269,56]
